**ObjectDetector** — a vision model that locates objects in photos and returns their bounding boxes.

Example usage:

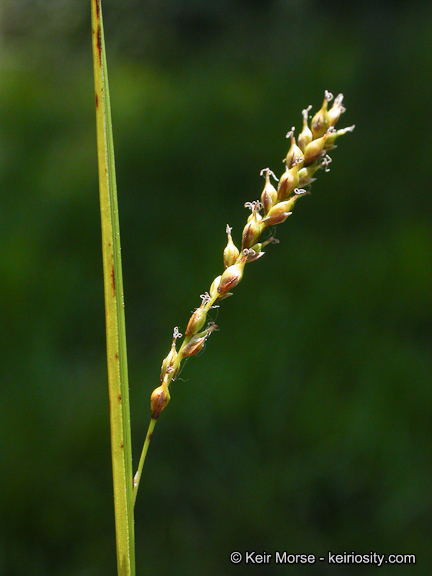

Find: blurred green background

[0,1,431,575]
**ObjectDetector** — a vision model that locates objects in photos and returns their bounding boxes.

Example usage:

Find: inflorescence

[150,91,354,419]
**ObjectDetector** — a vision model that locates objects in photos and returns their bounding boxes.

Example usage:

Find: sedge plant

[91,1,354,574]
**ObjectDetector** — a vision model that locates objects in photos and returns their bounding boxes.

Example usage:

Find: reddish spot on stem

[95,93,99,109]
[118,393,122,403]
[111,263,115,295]
[147,432,152,442]
[120,442,124,449]
[96,24,102,67]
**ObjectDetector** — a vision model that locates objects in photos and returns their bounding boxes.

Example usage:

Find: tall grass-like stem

[91,1,135,574]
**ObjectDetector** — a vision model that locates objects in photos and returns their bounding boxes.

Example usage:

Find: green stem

[132,418,157,508]
[91,1,135,575]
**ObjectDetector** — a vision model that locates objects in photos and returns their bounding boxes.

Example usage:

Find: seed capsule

[181,335,206,357]
[277,163,299,201]
[311,90,332,139]
[263,201,293,226]
[160,335,178,381]
[242,202,263,250]
[260,168,278,215]
[223,225,240,269]
[217,250,248,295]
[298,166,317,187]
[150,384,170,419]
[247,250,265,263]
[285,129,304,169]
[182,323,218,357]
[209,275,222,297]
[303,132,330,166]
[185,306,207,337]
[298,105,313,152]
[241,215,263,250]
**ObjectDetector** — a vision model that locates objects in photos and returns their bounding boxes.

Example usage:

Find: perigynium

[132,90,354,501]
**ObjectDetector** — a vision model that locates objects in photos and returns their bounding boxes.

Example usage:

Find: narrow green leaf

[91,1,135,575]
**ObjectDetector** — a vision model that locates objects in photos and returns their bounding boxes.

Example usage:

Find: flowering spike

[146,91,353,430]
